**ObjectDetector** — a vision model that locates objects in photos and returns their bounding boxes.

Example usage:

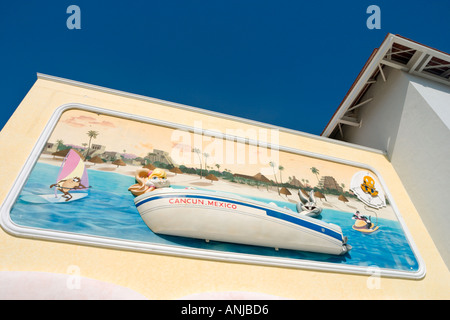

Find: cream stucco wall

[0,76,449,299]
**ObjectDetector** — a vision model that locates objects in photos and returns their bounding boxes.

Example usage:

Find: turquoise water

[10,162,419,272]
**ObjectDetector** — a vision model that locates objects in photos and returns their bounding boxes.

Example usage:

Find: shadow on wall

[0,271,147,300]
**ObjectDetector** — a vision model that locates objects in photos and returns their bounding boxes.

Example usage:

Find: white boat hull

[134,188,350,255]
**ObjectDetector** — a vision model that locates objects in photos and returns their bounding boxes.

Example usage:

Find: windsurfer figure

[50,177,89,201]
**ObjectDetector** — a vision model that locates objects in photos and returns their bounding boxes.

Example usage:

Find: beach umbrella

[280,187,292,198]
[338,194,349,203]
[89,156,104,165]
[169,167,183,175]
[112,159,126,168]
[143,163,156,170]
[205,173,218,183]
[314,191,326,201]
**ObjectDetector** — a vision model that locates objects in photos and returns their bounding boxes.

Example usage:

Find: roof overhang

[321,34,450,138]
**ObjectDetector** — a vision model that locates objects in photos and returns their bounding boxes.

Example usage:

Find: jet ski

[352,211,379,233]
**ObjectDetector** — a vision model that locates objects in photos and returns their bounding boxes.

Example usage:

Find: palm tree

[269,161,280,195]
[192,148,203,179]
[310,167,320,185]
[278,165,284,184]
[203,152,210,174]
[85,130,99,159]
[56,139,65,151]
[215,163,221,172]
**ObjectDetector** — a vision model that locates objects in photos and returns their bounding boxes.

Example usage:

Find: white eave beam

[377,64,387,82]
[424,63,450,70]
[441,69,450,78]
[338,123,344,138]
[339,116,361,127]
[416,54,433,72]
[407,51,427,73]
[380,59,409,71]
[346,98,373,112]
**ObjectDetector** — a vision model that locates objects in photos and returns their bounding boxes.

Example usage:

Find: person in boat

[128,168,170,196]
[49,177,89,201]
[352,210,373,229]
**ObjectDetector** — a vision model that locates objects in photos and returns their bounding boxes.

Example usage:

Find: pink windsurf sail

[56,149,89,191]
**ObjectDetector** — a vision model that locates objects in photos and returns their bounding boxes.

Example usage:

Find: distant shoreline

[38,154,398,221]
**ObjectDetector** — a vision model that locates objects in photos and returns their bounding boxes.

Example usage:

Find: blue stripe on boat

[135,194,343,242]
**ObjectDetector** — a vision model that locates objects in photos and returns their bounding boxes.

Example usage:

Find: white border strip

[37,73,386,155]
[0,103,425,279]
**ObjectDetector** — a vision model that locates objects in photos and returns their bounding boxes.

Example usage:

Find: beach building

[43,142,58,154]
[319,176,343,193]
[145,149,175,167]
[322,34,450,269]
[87,144,106,158]
[0,34,449,300]
[101,151,121,161]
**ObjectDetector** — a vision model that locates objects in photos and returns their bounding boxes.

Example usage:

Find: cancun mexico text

[169,198,237,210]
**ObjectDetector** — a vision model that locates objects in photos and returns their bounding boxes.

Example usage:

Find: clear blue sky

[0,1,449,134]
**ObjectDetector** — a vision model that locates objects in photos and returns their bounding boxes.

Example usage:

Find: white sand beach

[39,154,398,221]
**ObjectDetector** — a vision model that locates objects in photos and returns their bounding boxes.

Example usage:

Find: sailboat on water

[23,149,90,204]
